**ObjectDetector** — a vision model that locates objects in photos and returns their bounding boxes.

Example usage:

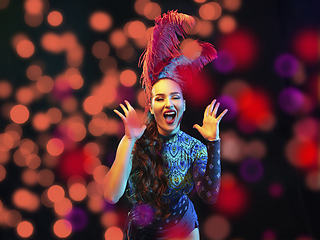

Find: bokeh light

[5,209,22,227]
[47,10,63,26]
[36,75,55,93]
[262,229,277,240]
[69,182,87,201]
[214,173,249,217]
[89,11,112,32]
[221,131,246,163]
[54,198,73,216]
[41,33,63,53]
[239,158,264,183]
[101,211,119,228]
[10,105,29,124]
[47,138,64,156]
[285,138,317,170]
[278,87,304,114]
[180,39,202,60]
[0,80,12,99]
[93,165,109,184]
[16,39,35,58]
[305,171,320,191]
[84,142,100,157]
[0,0,10,9]
[134,0,150,15]
[269,182,283,198]
[105,226,123,240]
[197,20,214,37]
[293,117,318,141]
[12,189,40,211]
[37,168,55,187]
[223,0,242,11]
[21,169,37,186]
[66,207,88,231]
[26,65,42,81]
[24,0,43,15]
[88,197,105,213]
[24,12,43,27]
[218,29,259,71]
[92,41,110,59]
[199,2,222,20]
[16,86,34,105]
[87,181,104,200]
[67,122,87,142]
[119,69,137,87]
[47,185,65,203]
[218,15,237,34]
[0,165,6,182]
[274,53,299,78]
[32,112,50,131]
[16,221,34,238]
[292,28,319,65]
[83,96,104,115]
[203,215,231,240]
[126,21,146,39]
[53,219,72,238]
[143,2,161,20]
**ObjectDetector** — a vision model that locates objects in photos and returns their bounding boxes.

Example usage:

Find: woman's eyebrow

[154,92,181,97]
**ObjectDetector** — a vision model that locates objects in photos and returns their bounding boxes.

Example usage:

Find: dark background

[0,0,319,239]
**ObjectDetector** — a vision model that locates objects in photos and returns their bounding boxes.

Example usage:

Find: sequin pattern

[126,130,221,231]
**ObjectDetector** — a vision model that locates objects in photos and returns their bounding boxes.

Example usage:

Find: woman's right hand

[114,100,146,142]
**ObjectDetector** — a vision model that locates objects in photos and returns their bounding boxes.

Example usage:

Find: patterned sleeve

[192,139,221,204]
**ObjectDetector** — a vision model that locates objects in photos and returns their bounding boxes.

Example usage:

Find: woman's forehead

[151,79,183,95]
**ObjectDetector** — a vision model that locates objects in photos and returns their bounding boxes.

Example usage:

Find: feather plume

[139,10,195,109]
[159,40,218,90]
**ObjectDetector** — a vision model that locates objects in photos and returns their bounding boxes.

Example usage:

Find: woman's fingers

[124,100,134,112]
[212,102,220,117]
[209,99,216,116]
[114,109,126,121]
[217,109,228,122]
[119,103,129,117]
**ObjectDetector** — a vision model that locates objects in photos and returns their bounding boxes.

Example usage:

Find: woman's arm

[103,136,135,204]
[192,99,227,203]
[193,140,221,204]
[103,100,146,204]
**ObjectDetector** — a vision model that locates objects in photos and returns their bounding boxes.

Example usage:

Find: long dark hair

[127,113,170,219]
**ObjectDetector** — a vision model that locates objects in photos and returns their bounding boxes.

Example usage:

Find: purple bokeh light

[51,78,74,101]
[278,87,304,114]
[239,158,264,183]
[262,229,277,240]
[213,50,236,73]
[66,207,88,232]
[217,95,238,121]
[269,182,283,198]
[274,53,299,78]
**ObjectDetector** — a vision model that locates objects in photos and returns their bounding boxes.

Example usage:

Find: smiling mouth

[163,111,176,124]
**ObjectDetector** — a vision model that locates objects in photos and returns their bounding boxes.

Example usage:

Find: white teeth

[164,112,176,121]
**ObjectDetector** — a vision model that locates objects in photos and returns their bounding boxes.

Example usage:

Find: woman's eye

[172,95,180,99]
[155,98,163,101]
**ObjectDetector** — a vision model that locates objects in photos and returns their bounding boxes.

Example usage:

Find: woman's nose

[164,98,173,108]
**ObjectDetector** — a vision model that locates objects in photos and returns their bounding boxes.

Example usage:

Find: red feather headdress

[139,10,218,111]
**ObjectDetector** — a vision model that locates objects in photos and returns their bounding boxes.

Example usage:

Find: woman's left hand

[193,99,228,141]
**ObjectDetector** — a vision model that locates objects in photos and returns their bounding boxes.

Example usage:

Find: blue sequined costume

[125,130,221,239]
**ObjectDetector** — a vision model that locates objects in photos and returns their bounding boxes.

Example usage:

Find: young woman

[104,11,228,240]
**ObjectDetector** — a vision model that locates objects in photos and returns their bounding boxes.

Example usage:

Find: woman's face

[150,78,186,136]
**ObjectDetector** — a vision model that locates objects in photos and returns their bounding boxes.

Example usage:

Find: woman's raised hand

[114,100,146,142]
[193,99,228,141]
